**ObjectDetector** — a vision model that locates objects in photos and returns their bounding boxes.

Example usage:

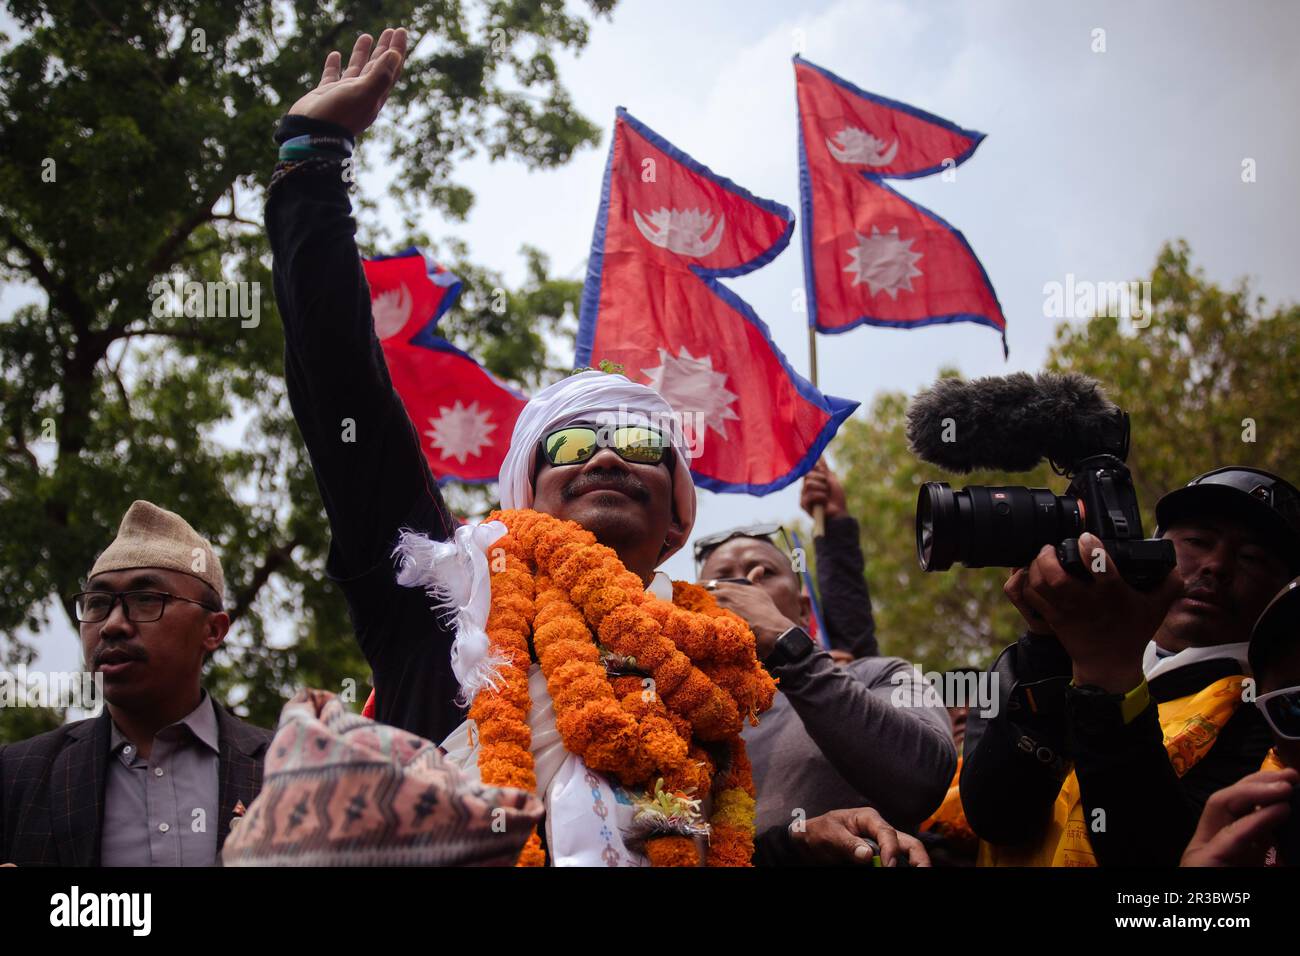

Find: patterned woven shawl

[221,689,543,866]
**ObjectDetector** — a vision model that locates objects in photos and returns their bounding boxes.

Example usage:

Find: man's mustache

[1182,576,1239,616]
[93,643,149,666]
[561,469,651,504]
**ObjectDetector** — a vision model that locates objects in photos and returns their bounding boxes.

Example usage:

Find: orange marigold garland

[467,534,545,865]
[645,836,701,867]
[706,738,758,866]
[469,509,776,866]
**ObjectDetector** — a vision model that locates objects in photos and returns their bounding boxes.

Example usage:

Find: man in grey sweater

[699,472,955,854]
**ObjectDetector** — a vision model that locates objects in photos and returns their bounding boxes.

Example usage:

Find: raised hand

[800,458,847,520]
[288,28,409,136]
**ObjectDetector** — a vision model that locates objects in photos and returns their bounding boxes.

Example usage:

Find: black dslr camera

[907,373,1176,591]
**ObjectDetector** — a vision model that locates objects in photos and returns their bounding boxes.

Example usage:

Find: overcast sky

[425,0,1299,583]
[12,0,1300,675]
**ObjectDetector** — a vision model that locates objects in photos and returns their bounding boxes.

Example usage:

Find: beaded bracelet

[270,156,349,188]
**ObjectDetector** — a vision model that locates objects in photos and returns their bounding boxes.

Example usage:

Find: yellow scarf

[979,674,1246,867]
[921,756,976,845]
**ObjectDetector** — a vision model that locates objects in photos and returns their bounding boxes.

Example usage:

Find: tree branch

[142,204,220,279]
[3,439,39,473]
[116,326,229,349]
[0,220,58,294]
[0,219,95,339]
[175,239,226,263]
[137,173,240,293]
[319,20,354,51]
[103,345,137,442]
[212,212,261,228]
[227,536,303,624]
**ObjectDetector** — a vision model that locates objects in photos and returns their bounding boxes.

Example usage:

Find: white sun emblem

[423,400,497,464]
[371,283,412,340]
[641,346,740,441]
[844,225,923,299]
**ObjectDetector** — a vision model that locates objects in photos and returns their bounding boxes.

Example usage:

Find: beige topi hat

[88,500,225,600]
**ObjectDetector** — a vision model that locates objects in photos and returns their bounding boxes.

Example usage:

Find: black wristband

[273,114,357,148]
[765,626,815,672]
[1064,682,1133,738]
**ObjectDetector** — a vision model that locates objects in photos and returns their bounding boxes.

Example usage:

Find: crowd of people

[2,26,1297,869]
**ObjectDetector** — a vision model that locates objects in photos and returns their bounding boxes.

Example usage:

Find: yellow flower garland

[472,509,776,866]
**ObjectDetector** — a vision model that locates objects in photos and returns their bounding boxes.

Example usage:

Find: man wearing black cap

[1182,577,1300,866]
[963,466,1300,866]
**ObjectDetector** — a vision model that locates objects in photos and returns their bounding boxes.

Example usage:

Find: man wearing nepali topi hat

[0,501,272,866]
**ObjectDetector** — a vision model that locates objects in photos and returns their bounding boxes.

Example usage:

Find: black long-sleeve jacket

[961,633,1272,866]
[813,515,879,658]
[267,115,463,743]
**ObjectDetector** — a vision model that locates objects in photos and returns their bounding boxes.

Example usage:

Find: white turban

[497,370,697,564]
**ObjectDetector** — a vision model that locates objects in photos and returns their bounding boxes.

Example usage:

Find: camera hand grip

[1054,539,1092,580]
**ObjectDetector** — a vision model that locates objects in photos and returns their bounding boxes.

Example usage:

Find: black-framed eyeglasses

[693,523,793,568]
[538,423,673,468]
[72,590,220,624]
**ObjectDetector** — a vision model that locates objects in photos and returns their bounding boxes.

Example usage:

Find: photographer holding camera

[907,373,1300,865]
[963,468,1299,866]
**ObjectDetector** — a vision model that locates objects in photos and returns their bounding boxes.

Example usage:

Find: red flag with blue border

[577,108,858,495]
[364,247,462,343]
[362,248,527,484]
[795,56,1007,354]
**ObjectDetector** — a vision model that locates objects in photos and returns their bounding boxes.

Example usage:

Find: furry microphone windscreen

[905,372,1123,474]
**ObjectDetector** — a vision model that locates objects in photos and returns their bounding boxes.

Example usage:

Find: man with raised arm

[268,28,924,866]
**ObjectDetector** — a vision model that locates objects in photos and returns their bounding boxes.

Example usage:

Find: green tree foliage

[1047,240,1300,520]
[835,241,1299,672]
[0,0,612,729]
[0,702,64,741]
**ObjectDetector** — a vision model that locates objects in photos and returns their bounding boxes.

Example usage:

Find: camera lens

[916,482,1084,571]
[917,482,958,570]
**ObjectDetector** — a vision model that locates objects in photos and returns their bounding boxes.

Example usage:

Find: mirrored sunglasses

[540,424,671,468]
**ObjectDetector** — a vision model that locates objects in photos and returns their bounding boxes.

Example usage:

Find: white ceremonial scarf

[440,572,675,866]
[1142,639,1253,683]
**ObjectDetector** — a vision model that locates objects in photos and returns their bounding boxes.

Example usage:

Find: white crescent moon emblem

[825,131,900,167]
[633,208,726,258]
[695,214,725,256]
[371,283,412,340]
